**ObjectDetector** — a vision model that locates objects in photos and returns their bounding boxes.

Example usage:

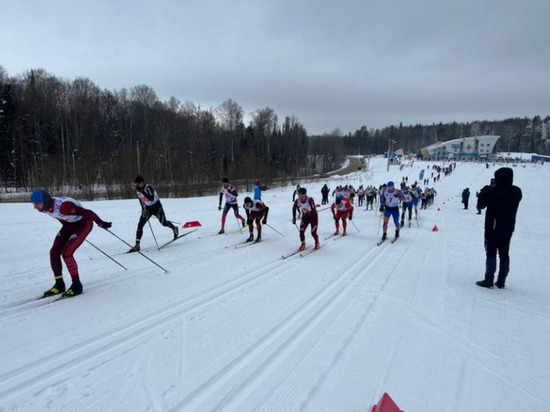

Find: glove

[262,218,267,224]
[292,218,296,225]
[349,214,353,221]
[379,205,385,212]
[100,221,112,229]
[218,205,222,211]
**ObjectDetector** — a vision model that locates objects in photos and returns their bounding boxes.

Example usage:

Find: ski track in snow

[1,224,405,411]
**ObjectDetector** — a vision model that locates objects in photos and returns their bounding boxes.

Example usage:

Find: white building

[420,135,500,159]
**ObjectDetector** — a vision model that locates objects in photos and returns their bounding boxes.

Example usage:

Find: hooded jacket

[478,167,522,234]
[461,188,470,202]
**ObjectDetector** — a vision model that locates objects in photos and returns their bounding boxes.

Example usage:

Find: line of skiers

[32,165,514,301]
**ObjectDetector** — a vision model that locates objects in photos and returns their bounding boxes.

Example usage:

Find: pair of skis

[282,230,347,259]
[281,244,321,259]
[376,236,399,246]
[8,291,82,308]
[128,228,199,253]
[225,238,263,249]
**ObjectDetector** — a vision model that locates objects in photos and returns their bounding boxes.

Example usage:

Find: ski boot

[241,219,246,228]
[218,229,225,234]
[298,242,306,251]
[334,229,339,235]
[246,233,254,242]
[342,230,347,236]
[172,226,179,239]
[254,234,262,243]
[400,219,404,227]
[128,244,140,253]
[314,242,320,250]
[395,229,400,239]
[62,279,83,298]
[43,277,66,297]
[381,232,387,241]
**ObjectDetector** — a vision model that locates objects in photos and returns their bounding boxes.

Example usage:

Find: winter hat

[30,189,44,203]
[255,179,261,184]
[298,187,307,195]
[134,175,145,184]
[387,181,395,188]
[243,196,252,204]
[30,189,52,211]
[222,177,229,183]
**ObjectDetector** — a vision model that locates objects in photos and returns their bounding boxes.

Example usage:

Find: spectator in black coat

[475,168,522,289]
[321,184,330,205]
[461,188,470,209]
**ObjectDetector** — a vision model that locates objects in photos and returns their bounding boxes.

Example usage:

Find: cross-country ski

[282,247,309,259]
[159,228,199,249]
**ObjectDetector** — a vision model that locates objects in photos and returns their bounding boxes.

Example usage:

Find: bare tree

[216,99,243,162]
[251,106,278,162]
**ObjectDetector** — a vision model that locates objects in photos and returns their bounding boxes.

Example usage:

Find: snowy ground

[1,157,549,412]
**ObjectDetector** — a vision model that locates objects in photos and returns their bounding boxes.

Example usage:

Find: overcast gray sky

[1,0,549,135]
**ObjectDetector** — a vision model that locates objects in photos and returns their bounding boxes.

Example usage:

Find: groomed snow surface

[1,158,548,412]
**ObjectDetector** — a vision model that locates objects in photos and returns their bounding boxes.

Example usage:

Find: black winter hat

[134,175,145,183]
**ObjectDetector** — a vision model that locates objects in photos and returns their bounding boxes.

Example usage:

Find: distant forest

[1,67,548,199]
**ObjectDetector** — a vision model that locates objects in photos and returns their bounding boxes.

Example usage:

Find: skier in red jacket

[31,189,112,298]
[331,197,354,236]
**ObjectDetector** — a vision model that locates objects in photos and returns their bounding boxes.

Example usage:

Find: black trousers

[136,203,174,241]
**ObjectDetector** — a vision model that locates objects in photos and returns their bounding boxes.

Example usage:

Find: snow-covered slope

[1,158,548,412]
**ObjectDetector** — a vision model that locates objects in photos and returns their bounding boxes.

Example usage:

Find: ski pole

[148,220,160,250]
[265,223,285,237]
[85,239,127,271]
[104,229,168,273]
[349,218,360,232]
[235,216,245,231]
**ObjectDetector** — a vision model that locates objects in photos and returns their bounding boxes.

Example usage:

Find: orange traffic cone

[432,225,439,232]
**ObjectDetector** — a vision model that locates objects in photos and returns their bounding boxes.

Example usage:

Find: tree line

[1,66,548,200]
[343,117,550,157]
